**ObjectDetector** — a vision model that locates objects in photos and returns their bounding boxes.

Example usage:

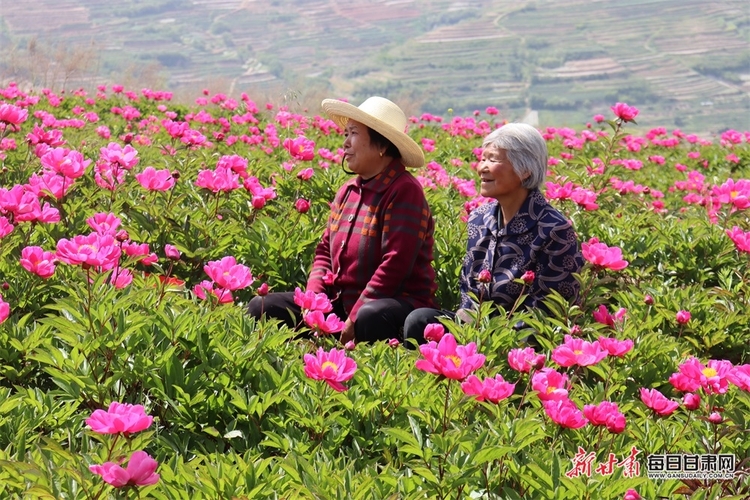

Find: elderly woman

[403,122,582,344]
[248,96,438,344]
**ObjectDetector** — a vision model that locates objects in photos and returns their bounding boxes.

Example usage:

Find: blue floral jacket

[459,189,583,312]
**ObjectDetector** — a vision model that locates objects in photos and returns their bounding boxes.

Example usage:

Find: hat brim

[321,99,425,168]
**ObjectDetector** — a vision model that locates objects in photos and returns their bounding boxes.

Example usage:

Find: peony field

[0,83,749,499]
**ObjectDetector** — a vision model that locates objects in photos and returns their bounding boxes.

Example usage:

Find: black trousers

[247,292,414,343]
[403,307,455,346]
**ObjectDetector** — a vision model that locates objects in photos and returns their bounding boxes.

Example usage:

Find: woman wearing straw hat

[248,96,438,344]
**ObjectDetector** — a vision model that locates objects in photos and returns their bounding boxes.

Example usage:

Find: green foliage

[0,86,748,499]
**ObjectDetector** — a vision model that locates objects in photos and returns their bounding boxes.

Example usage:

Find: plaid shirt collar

[353,159,406,194]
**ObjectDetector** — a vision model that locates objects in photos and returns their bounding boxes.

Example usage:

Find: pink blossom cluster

[581,237,629,271]
[86,402,159,488]
[194,256,254,304]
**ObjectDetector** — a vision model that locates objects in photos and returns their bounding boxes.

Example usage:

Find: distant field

[0,0,748,134]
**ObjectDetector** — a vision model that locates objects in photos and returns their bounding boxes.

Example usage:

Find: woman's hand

[339,318,355,345]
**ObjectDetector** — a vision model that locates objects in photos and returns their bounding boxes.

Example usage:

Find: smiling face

[477,145,525,200]
[343,120,386,179]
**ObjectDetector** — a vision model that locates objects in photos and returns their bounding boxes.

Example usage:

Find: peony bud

[257,282,268,296]
[683,393,700,411]
[521,270,535,284]
[294,198,310,214]
[676,310,691,325]
[251,196,266,210]
[708,412,723,424]
[644,294,654,305]
[164,244,181,260]
[477,269,492,283]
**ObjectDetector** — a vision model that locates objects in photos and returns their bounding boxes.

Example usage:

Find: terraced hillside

[1,0,748,133]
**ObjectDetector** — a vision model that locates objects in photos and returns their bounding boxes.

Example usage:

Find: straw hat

[321,96,425,168]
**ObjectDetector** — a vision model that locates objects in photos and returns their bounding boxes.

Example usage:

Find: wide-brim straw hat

[321,96,425,168]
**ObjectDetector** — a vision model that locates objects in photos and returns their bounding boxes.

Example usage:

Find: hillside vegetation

[1,0,748,133]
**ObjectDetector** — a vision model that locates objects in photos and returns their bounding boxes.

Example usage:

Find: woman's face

[343,120,383,178]
[477,145,524,199]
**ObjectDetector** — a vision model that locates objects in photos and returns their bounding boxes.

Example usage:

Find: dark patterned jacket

[307,160,438,321]
[459,189,582,312]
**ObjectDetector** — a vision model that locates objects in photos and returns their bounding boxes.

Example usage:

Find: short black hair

[367,127,401,159]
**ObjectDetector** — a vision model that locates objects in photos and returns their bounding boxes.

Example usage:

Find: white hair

[481,123,548,190]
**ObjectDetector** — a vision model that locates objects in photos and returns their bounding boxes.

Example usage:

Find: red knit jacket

[306,160,438,321]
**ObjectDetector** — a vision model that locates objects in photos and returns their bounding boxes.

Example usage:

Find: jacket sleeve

[527,222,582,310]
[306,225,331,294]
[348,182,431,321]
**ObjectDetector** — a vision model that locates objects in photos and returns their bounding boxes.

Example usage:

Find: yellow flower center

[321,361,338,372]
[702,367,717,378]
[447,355,462,367]
[546,387,557,394]
[730,190,738,199]
[574,350,583,355]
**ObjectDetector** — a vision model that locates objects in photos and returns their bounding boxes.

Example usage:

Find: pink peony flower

[592,305,627,328]
[294,198,311,214]
[532,368,570,401]
[99,142,139,169]
[110,268,133,289]
[0,103,28,128]
[86,212,121,236]
[623,489,641,500]
[593,114,605,123]
[507,347,545,373]
[204,256,253,291]
[461,374,515,403]
[164,244,180,260]
[728,364,750,391]
[303,310,346,335]
[582,237,628,271]
[193,280,233,304]
[543,398,587,429]
[424,323,445,342]
[708,412,723,424]
[415,334,485,381]
[303,347,357,392]
[293,287,333,313]
[551,335,608,367]
[56,233,121,269]
[195,167,240,193]
[670,357,733,395]
[0,296,9,324]
[610,102,639,122]
[283,136,315,161]
[0,216,14,239]
[640,388,679,416]
[40,147,91,178]
[726,226,750,254]
[583,401,626,433]
[675,310,691,325]
[297,167,314,181]
[135,166,175,191]
[477,269,492,283]
[86,402,153,435]
[20,246,57,278]
[682,393,701,411]
[89,450,159,488]
[598,336,633,357]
